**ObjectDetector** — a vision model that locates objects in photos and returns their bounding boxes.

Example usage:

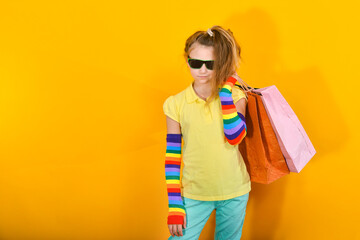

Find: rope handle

[232,75,260,98]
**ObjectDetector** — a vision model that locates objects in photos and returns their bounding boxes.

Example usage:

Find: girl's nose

[199,63,207,73]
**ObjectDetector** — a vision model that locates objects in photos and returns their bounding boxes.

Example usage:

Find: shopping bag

[252,86,316,172]
[234,82,290,184]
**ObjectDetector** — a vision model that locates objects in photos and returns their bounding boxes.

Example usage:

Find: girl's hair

[184,25,242,107]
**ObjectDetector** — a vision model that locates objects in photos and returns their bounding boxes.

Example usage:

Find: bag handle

[232,76,259,98]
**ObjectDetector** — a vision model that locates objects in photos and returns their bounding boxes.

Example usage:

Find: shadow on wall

[201,7,348,240]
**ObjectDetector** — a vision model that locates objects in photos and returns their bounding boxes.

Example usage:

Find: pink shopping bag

[251,86,316,173]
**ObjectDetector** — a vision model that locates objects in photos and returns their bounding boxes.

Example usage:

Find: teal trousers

[168,192,249,240]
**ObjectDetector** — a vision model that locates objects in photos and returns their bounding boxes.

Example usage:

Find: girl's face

[187,43,214,84]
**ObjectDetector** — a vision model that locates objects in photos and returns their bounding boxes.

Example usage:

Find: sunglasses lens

[205,61,214,70]
[188,59,203,69]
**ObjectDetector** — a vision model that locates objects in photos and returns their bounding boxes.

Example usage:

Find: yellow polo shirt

[163,81,251,201]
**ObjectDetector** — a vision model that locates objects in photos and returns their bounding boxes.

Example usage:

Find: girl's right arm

[165,116,186,237]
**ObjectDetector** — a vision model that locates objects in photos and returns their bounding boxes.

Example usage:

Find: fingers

[232,72,239,80]
[168,224,176,237]
[168,224,184,237]
[168,225,175,237]
[183,217,187,229]
[176,224,183,236]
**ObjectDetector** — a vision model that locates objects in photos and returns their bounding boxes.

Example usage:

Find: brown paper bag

[238,90,290,184]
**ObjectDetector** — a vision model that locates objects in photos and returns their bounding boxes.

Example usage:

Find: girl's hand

[231,72,240,82]
[168,217,186,237]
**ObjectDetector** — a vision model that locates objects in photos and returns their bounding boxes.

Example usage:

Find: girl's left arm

[219,76,247,145]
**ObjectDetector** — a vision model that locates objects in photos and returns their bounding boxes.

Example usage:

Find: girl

[164,25,250,240]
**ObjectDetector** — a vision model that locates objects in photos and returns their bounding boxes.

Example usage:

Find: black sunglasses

[187,57,215,70]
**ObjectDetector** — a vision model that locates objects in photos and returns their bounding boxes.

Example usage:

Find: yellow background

[1,1,359,239]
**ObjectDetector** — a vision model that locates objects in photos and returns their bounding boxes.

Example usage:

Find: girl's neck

[192,81,212,100]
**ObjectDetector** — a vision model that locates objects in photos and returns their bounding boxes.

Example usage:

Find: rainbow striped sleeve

[219,76,247,145]
[165,133,186,225]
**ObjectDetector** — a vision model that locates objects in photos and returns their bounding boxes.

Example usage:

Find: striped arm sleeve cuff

[165,133,186,225]
[219,77,247,145]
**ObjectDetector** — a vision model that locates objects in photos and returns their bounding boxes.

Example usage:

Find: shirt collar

[185,82,199,103]
[185,81,222,104]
